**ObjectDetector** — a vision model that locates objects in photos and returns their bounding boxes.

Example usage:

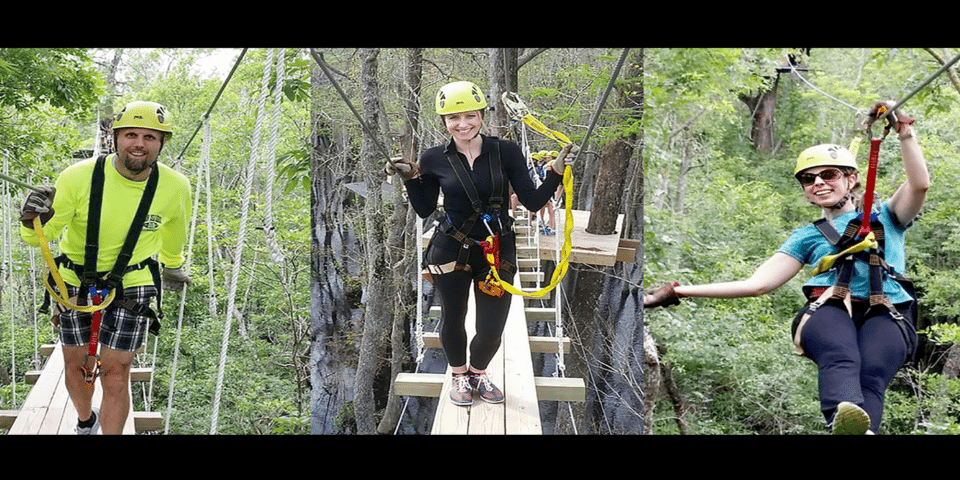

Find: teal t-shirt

[777,202,912,304]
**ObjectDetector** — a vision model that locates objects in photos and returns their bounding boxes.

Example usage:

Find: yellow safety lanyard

[34,215,116,313]
[480,165,574,298]
[478,92,576,298]
[502,92,572,146]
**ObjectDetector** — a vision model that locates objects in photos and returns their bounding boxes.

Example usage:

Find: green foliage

[0,48,102,113]
[884,369,960,435]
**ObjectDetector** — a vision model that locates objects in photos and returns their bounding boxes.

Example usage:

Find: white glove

[549,144,579,174]
[384,158,419,180]
[162,266,191,292]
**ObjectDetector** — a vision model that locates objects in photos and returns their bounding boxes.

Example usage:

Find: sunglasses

[796,168,846,186]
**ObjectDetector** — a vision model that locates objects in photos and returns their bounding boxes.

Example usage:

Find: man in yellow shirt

[20,100,192,435]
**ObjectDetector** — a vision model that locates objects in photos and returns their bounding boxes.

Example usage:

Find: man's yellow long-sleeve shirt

[21,155,192,288]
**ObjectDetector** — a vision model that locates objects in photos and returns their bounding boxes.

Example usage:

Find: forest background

[1,48,958,435]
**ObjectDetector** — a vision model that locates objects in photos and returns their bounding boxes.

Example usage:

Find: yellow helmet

[435,81,487,116]
[547,150,559,158]
[531,151,543,160]
[113,101,173,136]
[793,144,857,176]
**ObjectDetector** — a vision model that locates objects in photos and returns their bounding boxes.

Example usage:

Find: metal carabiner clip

[81,355,101,386]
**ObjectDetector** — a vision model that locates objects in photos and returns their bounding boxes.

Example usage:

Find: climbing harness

[33,155,163,385]
[425,141,516,295]
[794,104,918,356]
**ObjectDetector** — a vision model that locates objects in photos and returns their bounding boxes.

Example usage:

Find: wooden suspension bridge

[0,207,637,435]
[394,207,638,434]
[1,342,161,434]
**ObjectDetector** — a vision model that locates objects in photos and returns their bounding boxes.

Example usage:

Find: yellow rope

[32,216,114,312]
[483,164,574,298]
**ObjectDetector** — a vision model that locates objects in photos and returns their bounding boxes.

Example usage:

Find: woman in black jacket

[392,81,573,406]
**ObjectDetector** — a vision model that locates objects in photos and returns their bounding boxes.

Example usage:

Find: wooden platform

[2,343,162,434]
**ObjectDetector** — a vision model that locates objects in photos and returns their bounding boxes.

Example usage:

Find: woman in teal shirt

[645,102,929,434]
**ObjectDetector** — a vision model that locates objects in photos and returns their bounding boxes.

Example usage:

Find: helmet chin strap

[829,193,854,210]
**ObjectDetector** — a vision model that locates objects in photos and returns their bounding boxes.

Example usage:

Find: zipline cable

[881,52,960,121]
[309,49,408,176]
[176,48,248,162]
[0,171,42,193]
[786,50,960,122]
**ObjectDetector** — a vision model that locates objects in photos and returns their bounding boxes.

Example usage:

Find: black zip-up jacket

[405,135,562,240]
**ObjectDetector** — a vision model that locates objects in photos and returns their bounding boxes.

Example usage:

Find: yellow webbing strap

[848,136,862,160]
[483,164,574,298]
[501,92,572,147]
[32,216,115,313]
[519,114,572,146]
[811,231,878,276]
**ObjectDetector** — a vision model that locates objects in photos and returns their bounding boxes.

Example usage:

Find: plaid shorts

[57,285,159,352]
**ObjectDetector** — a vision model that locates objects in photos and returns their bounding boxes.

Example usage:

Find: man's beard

[119,150,156,174]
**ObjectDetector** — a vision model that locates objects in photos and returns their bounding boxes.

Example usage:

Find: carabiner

[81,354,101,386]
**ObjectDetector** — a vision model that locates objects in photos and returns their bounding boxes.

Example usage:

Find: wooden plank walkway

[397,209,589,434]
[426,285,543,434]
[2,342,161,434]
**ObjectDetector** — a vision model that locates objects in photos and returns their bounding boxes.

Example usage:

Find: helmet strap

[829,193,853,210]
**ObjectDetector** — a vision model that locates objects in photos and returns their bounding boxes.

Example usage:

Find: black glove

[20,186,56,228]
[644,281,682,309]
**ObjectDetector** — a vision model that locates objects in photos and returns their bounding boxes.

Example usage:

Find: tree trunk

[642,326,660,434]
[561,48,645,435]
[739,85,778,152]
[377,48,424,434]
[352,48,394,435]
[487,48,511,137]
[309,60,359,434]
[658,343,693,435]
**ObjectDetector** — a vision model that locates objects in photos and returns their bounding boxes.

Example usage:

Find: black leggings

[426,231,517,370]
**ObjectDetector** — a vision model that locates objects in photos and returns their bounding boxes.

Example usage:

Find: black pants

[426,230,518,370]
[797,300,916,433]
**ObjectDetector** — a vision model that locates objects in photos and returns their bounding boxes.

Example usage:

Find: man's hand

[162,266,191,292]
[20,186,56,228]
